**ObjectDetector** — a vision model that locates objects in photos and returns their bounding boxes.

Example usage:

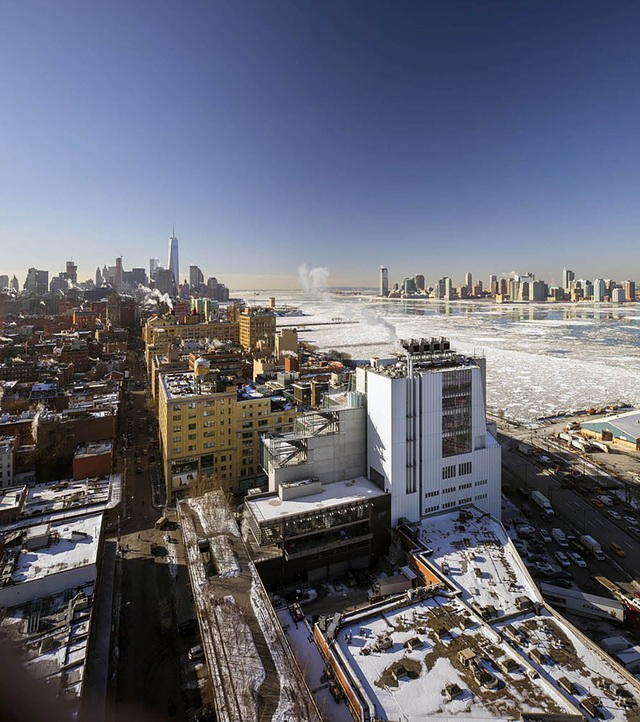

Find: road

[106,345,195,722]
[500,435,640,585]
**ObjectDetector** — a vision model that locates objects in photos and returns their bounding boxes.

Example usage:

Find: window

[203,442,215,449]
[173,426,180,432]
[258,419,268,426]
[425,490,440,498]
[441,369,472,457]
[221,455,226,461]
[442,465,456,480]
[425,505,441,513]
[187,402,197,409]
[188,423,196,430]
[172,415,181,422]
[475,493,488,500]
[173,435,181,443]
[188,433,196,440]
[460,497,472,504]
[443,486,456,494]
[172,405,181,412]
[173,447,181,454]
[458,461,472,476]
[475,479,488,486]
[188,445,196,452]
[459,482,472,490]
[442,501,457,509]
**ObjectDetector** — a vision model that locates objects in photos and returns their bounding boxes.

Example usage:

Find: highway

[501,436,640,585]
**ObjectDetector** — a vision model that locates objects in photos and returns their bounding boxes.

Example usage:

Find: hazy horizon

[2,1,640,287]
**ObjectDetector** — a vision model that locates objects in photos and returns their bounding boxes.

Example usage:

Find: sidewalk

[80,538,117,722]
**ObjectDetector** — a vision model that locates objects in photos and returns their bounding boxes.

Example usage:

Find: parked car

[551,578,572,589]
[609,542,625,558]
[188,644,204,661]
[178,618,198,636]
[549,570,573,581]
[623,515,639,526]
[628,526,640,539]
[539,529,552,544]
[591,498,604,508]
[607,510,622,521]
[555,551,571,568]
[532,560,554,575]
[516,524,536,537]
[568,552,587,568]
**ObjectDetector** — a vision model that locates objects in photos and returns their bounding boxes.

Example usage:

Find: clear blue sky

[2,0,639,289]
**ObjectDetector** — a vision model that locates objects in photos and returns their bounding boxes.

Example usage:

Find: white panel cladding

[470,365,488,444]
[365,370,394,489]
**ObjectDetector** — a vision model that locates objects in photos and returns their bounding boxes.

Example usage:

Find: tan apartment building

[143,314,240,373]
[158,370,298,503]
[238,308,276,353]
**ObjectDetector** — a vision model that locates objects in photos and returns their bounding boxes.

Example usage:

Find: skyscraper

[65,260,77,284]
[114,257,123,291]
[168,229,179,293]
[465,271,473,294]
[190,264,204,291]
[562,268,575,293]
[150,258,160,282]
[379,266,388,297]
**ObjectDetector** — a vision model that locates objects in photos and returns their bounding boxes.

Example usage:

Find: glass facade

[441,369,472,457]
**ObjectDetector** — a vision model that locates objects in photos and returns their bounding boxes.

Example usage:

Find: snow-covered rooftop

[0,475,120,530]
[312,506,640,721]
[245,476,386,524]
[11,512,102,585]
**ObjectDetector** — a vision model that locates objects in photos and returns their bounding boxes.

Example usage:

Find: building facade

[355,338,501,525]
[158,371,298,502]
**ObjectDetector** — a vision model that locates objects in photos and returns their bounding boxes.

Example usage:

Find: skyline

[2,1,640,286]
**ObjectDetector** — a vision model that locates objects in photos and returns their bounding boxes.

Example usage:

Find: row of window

[426,479,486,498]
[425,493,489,514]
[442,461,473,479]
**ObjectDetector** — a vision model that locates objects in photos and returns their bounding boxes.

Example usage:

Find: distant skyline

[2,1,640,288]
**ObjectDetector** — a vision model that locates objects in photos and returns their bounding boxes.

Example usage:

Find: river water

[237,290,640,423]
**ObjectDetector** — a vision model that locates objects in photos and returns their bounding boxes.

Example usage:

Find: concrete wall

[0,563,98,607]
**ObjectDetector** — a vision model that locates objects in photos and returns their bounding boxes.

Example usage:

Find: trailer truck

[579,534,605,560]
[530,490,554,516]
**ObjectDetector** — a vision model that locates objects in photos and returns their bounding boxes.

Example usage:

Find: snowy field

[239,290,640,422]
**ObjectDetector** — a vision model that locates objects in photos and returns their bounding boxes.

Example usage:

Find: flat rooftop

[245,477,386,524]
[11,512,103,586]
[0,475,120,531]
[311,506,640,721]
[74,440,113,457]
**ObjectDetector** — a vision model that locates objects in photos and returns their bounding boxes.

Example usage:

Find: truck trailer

[530,490,554,516]
[579,534,606,560]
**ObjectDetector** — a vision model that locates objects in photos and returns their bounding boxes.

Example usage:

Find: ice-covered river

[237,290,640,422]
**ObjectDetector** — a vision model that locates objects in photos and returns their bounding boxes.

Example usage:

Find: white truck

[552,528,568,547]
[579,534,605,560]
[530,490,554,516]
